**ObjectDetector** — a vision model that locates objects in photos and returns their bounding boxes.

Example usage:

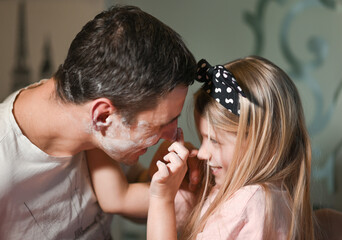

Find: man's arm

[86,148,149,218]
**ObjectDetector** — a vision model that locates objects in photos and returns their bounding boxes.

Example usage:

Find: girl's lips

[209,165,222,175]
[206,162,222,175]
[207,162,221,168]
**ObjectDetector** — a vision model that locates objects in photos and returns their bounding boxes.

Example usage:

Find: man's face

[96,85,188,165]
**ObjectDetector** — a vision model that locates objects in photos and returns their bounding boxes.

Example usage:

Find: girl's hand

[148,140,200,192]
[149,128,189,202]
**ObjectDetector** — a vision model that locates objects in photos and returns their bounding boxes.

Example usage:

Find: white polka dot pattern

[195,59,246,115]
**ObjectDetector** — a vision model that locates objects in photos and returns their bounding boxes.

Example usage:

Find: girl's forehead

[198,116,216,136]
[198,116,237,140]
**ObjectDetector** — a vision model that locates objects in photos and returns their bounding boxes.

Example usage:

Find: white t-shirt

[0,90,112,239]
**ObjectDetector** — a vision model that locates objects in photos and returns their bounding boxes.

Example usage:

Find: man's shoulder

[0,93,17,142]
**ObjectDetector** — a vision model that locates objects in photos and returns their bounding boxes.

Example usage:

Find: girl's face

[197,116,237,187]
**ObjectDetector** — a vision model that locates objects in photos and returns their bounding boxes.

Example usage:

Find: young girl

[148,56,316,239]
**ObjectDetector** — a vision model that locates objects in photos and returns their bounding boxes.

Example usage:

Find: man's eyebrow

[161,114,181,127]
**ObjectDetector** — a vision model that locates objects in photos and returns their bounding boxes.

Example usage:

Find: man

[0,5,196,239]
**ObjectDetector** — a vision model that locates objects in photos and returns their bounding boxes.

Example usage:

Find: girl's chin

[211,168,224,187]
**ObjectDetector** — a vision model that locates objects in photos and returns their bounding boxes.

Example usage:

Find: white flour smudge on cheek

[144,134,159,146]
[92,115,155,159]
[104,115,131,139]
[91,113,163,162]
[95,114,137,156]
[134,120,159,146]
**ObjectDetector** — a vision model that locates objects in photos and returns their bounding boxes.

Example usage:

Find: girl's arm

[147,140,189,240]
[87,148,149,218]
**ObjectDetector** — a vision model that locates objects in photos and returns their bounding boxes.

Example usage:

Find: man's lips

[138,148,148,154]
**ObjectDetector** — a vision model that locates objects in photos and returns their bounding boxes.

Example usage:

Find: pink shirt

[175,184,291,240]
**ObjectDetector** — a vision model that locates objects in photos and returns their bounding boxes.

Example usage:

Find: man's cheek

[161,127,178,141]
[144,134,159,146]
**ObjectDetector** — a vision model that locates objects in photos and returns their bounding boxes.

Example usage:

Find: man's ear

[91,98,116,131]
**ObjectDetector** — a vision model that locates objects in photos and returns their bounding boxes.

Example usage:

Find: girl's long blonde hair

[182,56,315,240]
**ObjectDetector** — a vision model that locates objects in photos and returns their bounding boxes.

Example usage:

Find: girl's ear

[91,98,116,131]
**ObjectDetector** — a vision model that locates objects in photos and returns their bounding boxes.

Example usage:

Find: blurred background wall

[1,0,342,239]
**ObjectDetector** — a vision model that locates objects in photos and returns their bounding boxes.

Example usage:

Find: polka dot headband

[196,59,246,116]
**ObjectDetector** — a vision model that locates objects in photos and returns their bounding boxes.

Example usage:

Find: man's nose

[160,119,178,142]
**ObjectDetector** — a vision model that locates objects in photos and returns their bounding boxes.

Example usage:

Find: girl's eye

[210,138,218,144]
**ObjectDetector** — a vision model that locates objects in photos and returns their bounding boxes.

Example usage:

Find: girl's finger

[187,156,201,191]
[155,160,170,181]
[175,128,184,144]
[168,142,189,161]
[163,152,185,173]
[163,152,183,166]
[189,149,198,158]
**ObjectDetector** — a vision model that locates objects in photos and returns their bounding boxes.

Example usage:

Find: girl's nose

[197,143,211,161]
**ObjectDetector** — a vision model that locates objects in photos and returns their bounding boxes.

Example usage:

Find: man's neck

[12,78,95,157]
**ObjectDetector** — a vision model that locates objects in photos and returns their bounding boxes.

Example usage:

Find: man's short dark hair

[54,5,196,123]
